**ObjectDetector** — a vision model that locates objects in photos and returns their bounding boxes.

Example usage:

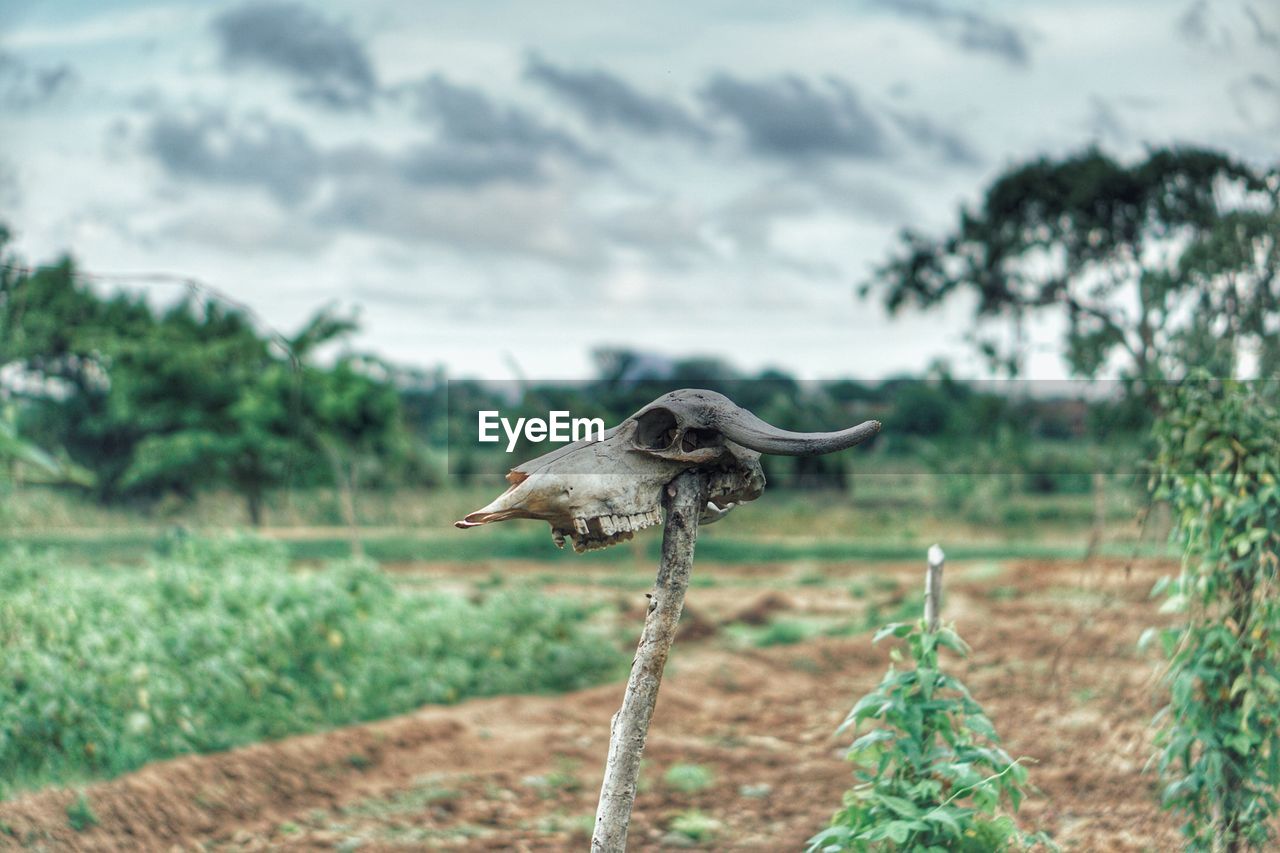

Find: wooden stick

[591,470,707,853]
[924,544,945,632]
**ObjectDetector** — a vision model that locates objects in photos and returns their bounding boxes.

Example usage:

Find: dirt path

[1,558,1182,851]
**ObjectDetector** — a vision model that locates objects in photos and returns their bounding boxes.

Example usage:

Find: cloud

[701,74,885,161]
[212,1,377,109]
[1176,0,1210,43]
[875,0,1030,66]
[1244,4,1280,52]
[404,75,596,160]
[386,74,602,186]
[1084,95,1128,144]
[0,51,76,108]
[1230,73,1280,129]
[524,55,707,138]
[315,173,598,266]
[142,107,322,204]
[884,109,981,165]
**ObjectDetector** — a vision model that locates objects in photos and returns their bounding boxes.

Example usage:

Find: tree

[307,353,406,555]
[864,147,1279,383]
[3,222,407,523]
[115,299,309,524]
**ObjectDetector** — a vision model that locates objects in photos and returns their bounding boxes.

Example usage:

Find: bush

[0,537,623,797]
[1146,377,1280,850]
[810,619,1049,852]
[664,763,714,794]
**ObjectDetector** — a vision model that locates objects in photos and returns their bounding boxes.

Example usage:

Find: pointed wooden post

[924,544,945,632]
[591,470,707,852]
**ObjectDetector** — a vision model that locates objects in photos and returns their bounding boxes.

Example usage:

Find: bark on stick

[591,470,707,852]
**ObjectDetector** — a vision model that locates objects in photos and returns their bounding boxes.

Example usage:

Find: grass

[65,794,97,832]
[4,526,1178,567]
[667,809,721,843]
[663,763,715,794]
[0,538,625,799]
[1,478,1172,566]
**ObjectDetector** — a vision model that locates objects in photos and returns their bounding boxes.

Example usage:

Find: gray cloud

[212,1,377,109]
[524,55,707,138]
[701,74,885,161]
[876,0,1030,66]
[1244,4,1280,51]
[1085,95,1128,144]
[386,74,602,186]
[405,75,596,159]
[1230,73,1280,128]
[1176,0,1211,43]
[143,108,322,204]
[885,109,980,165]
[0,52,76,109]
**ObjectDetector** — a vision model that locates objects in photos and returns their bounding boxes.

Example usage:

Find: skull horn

[716,406,880,456]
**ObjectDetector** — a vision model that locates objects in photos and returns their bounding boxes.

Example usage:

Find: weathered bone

[456,388,879,552]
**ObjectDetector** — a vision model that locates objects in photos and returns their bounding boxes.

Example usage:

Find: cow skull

[455,389,880,552]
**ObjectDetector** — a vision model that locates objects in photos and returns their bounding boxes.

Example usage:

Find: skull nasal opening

[634,407,678,450]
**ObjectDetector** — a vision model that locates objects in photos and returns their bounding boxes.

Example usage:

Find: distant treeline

[2,232,1151,523]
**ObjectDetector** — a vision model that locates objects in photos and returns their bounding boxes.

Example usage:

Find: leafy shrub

[66,794,97,832]
[667,809,721,843]
[0,537,623,796]
[755,619,813,647]
[1146,377,1280,850]
[664,763,714,794]
[810,619,1048,852]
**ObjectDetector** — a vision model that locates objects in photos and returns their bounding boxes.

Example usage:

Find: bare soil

[1,557,1184,851]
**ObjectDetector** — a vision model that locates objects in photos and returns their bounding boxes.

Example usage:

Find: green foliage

[755,619,814,647]
[0,405,92,487]
[1147,377,1280,850]
[667,809,721,843]
[866,147,1279,381]
[664,763,715,794]
[810,620,1048,852]
[0,538,623,797]
[65,793,97,832]
[1,232,406,520]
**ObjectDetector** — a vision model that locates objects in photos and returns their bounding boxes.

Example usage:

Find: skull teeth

[563,510,664,552]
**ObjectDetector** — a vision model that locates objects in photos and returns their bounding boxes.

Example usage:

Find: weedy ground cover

[0,537,623,798]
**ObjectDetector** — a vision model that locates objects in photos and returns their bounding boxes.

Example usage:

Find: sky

[1,0,1277,381]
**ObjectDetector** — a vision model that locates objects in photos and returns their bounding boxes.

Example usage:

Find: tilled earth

[1,556,1184,851]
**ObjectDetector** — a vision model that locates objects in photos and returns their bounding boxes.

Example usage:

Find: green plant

[1146,377,1280,851]
[66,793,97,832]
[664,763,714,794]
[0,537,623,797]
[667,809,721,843]
[810,619,1048,852]
[755,619,813,647]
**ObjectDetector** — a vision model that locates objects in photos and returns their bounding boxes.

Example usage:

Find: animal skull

[455,389,880,552]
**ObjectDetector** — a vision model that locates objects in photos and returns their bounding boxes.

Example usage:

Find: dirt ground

[1,556,1186,851]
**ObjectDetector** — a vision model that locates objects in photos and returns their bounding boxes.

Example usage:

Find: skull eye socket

[680,428,719,452]
[634,407,678,450]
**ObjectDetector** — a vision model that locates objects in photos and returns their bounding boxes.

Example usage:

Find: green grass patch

[664,763,715,793]
[6,528,1179,566]
[65,793,97,832]
[0,538,624,798]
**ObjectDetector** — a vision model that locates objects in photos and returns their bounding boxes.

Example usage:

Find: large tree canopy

[864,147,1280,381]
[1,230,406,523]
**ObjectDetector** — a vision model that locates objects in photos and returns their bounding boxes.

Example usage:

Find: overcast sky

[2,0,1276,380]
